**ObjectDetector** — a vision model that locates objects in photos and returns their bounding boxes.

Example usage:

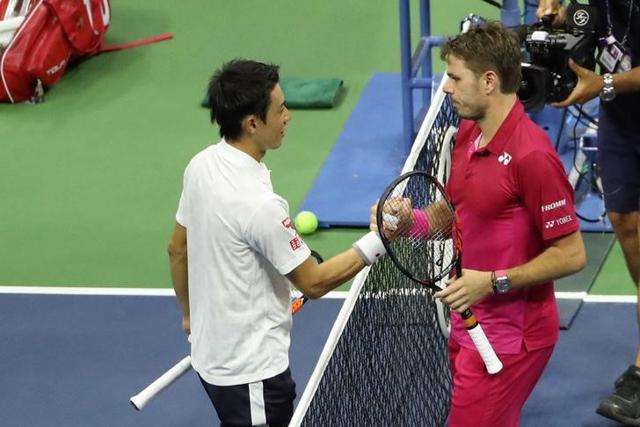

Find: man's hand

[369,197,414,238]
[434,269,493,313]
[552,59,603,108]
[536,0,566,27]
[182,315,191,336]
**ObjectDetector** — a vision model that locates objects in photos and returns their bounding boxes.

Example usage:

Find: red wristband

[407,209,430,238]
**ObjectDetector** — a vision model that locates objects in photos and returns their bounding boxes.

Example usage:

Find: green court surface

[556,232,615,294]
[591,241,638,295]
[0,1,632,298]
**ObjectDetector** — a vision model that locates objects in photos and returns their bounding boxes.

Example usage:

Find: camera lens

[518,64,547,112]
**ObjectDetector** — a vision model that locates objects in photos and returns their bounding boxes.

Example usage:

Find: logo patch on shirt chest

[498,152,512,166]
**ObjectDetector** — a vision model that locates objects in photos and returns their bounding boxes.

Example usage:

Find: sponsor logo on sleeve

[544,215,573,229]
[281,217,292,229]
[541,199,567,212]
[289,236,302,251]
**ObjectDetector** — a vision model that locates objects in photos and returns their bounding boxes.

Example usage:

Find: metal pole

[500,0,521,27]
[399,0,414,151]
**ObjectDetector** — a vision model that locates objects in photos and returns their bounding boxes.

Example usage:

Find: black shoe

[597,365,640,426]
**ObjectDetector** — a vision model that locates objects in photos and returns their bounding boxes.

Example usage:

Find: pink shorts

[447,339,554,427]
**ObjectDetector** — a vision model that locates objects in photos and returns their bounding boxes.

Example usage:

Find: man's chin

[458,110,483,121]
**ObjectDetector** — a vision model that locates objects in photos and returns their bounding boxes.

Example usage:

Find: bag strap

[98,32,173,54]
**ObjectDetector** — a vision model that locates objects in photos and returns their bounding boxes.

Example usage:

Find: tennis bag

[0,0,171,103]
[0,0,113,103]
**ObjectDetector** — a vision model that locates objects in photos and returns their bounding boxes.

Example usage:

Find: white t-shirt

[176,140,310,386]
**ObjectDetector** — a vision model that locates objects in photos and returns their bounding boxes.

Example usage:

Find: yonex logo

[573,10,589,26]
[498,152,512,166]
[544,215,573,229]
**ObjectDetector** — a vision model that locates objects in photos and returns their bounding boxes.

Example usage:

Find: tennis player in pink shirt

[434,22,587,426]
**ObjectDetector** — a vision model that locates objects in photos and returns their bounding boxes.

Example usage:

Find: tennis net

[290,75,460,427]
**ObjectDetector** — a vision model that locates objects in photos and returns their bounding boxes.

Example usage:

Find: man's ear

[242,115,258,135]
[484,71,499,94]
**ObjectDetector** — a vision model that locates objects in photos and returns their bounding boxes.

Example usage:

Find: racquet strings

[379,172,457,288]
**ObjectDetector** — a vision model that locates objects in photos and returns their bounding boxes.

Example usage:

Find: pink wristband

[407,209,430,238]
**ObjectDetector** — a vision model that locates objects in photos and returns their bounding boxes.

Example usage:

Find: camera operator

[537,0,640,424]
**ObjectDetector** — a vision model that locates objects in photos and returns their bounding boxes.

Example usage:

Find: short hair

[440,21,522,94]
[207,59,280,141]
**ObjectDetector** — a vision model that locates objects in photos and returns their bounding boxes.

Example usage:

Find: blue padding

[300,73,407,228]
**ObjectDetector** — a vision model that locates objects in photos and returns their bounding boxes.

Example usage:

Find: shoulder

[246,193,290,227]
[183,144,217,175]
[510,117,556,160]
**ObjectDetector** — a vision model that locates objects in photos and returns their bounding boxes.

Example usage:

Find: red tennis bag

[0,0,171,103]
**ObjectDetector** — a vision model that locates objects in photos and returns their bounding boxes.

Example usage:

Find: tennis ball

[295,211,318,235]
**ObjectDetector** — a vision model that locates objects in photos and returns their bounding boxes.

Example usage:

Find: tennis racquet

[376,170,503,374]
[130,355,192,410]
[130,249,323,410]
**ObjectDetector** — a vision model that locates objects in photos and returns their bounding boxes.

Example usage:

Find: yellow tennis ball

[295,211,318,235]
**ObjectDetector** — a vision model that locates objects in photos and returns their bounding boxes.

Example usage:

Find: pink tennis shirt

[446,99,579,354]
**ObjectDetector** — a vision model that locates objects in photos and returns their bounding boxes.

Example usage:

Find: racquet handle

[462,310,503,374]
[291,296,308,315]
[129,355,193,410]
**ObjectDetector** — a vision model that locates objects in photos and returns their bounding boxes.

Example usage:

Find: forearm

[169,251,189,317]
[505,232,586,290]
[288,249,365,299]
[612,67,640,95]
[310,249,365,297]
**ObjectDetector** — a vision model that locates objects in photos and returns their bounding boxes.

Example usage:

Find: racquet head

[376,171,461,290]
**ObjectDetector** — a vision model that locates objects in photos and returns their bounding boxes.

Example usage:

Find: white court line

[554,291,587,300]
[583,294,637,304]
[555,291,637,303]
[0,286,176,296]
[0,286,633,303]
[0,286,350,298]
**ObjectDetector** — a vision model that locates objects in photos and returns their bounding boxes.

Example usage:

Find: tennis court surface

[0,290,629,426]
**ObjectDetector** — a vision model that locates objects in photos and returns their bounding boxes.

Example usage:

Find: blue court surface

[0,292,632,426]
[299,73,408,228]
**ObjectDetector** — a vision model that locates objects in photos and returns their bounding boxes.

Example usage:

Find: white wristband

[352,231,386,265]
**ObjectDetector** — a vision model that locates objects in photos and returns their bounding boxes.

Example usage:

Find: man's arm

[286,249,366,299]
[436,230,586,312]
[168,222,190,335]
[553,61,640,107]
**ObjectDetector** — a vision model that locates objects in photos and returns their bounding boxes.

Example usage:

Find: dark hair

[440,21,521,94]
[207,59,280,141]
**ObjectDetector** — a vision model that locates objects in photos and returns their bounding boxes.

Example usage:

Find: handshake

[352,197,431,265]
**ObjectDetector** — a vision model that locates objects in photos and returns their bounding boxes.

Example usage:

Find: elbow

[167,240,187,260]
[569,246,587,275]
[574,252,587,273]
[297,284,324,300]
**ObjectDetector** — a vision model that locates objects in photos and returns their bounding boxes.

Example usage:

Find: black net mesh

[296,85,460,427]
